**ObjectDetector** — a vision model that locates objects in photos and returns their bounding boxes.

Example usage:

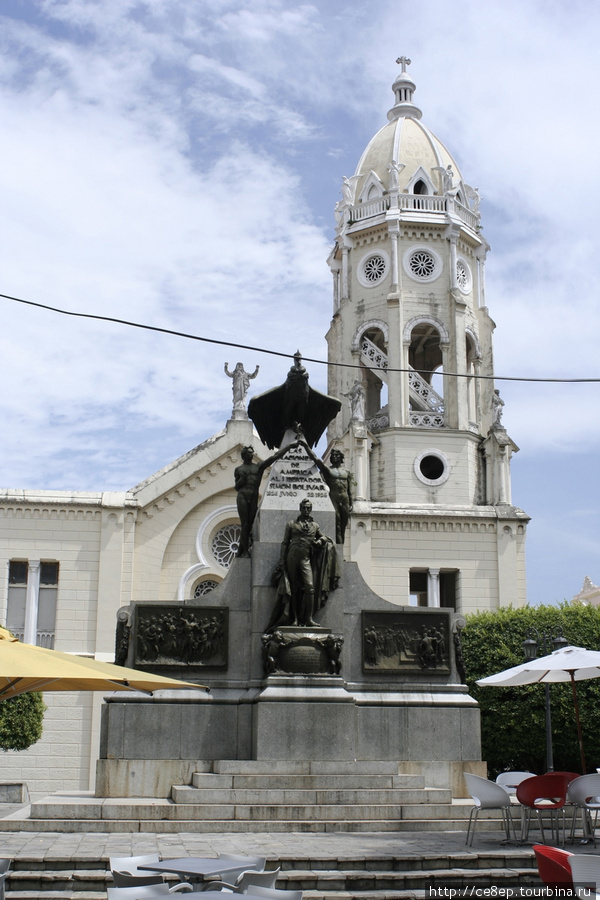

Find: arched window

[193,578,220,598]
[407,323,444,425]
[360,326,388,422]
[409,323,443,388]
[414,179,428,195]
[465,332,480,429]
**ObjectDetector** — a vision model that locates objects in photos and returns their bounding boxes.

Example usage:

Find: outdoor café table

[108,891,271,899]
[138,857,254,885]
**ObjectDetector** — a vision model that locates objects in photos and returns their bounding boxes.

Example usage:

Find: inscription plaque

[260,443,332,510]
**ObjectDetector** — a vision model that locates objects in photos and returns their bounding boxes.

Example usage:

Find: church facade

[0,62,527,798]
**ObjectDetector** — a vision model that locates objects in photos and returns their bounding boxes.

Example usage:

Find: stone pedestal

[98,443,482,798]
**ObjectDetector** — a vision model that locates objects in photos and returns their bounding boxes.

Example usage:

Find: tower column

[341,239,352,302]
[387,292,402,427]
[427,568,441,607]
[24,559,40,645]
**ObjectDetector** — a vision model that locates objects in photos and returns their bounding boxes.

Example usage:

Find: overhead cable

[2,290,600,384]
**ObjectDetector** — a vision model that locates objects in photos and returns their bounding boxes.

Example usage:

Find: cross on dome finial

[388,57,421,121]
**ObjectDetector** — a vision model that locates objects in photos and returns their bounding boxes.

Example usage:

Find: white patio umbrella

[476,645,600,774]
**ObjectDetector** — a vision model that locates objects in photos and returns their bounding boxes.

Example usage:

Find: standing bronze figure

[302,442,353,543]
[234,444,293,557]
[268,499,340,630]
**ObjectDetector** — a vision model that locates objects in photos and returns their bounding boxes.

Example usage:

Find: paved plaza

[0,821,568,863]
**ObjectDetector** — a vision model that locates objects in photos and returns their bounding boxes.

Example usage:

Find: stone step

[5,866,539,895]
[279,866,539,892]
[191,772,426,789]
[3,858,541,900]
[32,799,467,823]
[210,760,403,775]
[0,815,508,833]
[1,847,540,899]
[171,786,450,804]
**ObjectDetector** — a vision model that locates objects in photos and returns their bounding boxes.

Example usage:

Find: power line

[2,290,600,384]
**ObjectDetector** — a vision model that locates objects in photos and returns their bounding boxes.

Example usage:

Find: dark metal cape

[248,353,341,449]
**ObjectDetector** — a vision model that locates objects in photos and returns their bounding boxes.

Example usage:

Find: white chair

[496,771,533,796]
[109,855,192,893]
[106,888,200,899]
[569,854,600,899]
[108,887,172,900]
[464,773,516,846]
[248,889,303,900]
[568,774,600,845]
[204,855,267,886]
[109,855,161,875]
[209,867,281,893]
[0,859,10,900]
[218,855,267,869]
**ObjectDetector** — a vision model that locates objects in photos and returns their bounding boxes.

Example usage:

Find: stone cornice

[367,503,530,522]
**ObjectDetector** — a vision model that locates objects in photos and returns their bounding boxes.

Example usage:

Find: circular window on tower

[456,257,473,294]
[211,523,241,568]
[357,249,390,288]
[193,578,221,598]
[414,449,450,486]
[403,246,442,284]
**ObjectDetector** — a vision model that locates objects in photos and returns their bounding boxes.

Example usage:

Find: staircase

[0,764,542,899]
[1,762,482,834]
[2,844,540,899]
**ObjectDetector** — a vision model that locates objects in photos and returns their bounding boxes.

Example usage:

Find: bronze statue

[268,499,340,630]
[234,444,293,557]
[302,442,353,543]
[248,351,341,449]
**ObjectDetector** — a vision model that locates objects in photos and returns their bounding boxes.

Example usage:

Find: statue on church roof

[247,351,341,449]
[343,380,366,423]
[434,164,454,194]
[491,388,505,428]
[225,361,259,418]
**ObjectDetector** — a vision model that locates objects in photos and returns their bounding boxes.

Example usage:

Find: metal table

[138,856,255,884]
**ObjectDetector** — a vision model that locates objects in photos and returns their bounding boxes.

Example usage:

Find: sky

[0,0,599,608]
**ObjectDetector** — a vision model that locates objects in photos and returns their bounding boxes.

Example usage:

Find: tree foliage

[462,604,600,777]
[0,692,45,752]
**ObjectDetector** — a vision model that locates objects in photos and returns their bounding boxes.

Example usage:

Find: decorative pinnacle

[388,56,421,122]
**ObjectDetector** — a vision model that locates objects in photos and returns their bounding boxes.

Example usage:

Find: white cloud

[1,0,600,600]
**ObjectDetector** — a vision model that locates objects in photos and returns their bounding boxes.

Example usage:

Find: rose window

[409,250,436,279]
[456,258,472,293]
[194,580,219,597]
[363,254,386,283]
[211,524,241,568]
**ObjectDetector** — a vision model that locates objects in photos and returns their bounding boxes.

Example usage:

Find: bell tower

[326,60,528,613]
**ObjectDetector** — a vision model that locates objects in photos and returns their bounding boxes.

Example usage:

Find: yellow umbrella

[0,627,208,699]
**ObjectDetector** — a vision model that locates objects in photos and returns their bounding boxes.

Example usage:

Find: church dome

[354,115,463,200]
[352,60,464,202]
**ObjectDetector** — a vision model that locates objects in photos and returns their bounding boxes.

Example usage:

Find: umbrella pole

[570,672,587,774]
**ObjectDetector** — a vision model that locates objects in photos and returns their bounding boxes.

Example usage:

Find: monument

[98,355,480,799]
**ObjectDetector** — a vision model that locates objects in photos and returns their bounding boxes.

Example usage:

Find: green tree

[0,692,45,752]
[462,604,600,776]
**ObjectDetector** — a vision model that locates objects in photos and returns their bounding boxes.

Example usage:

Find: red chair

[516,773,570,844]
[551,771,581,783]
[533,845,574,889]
